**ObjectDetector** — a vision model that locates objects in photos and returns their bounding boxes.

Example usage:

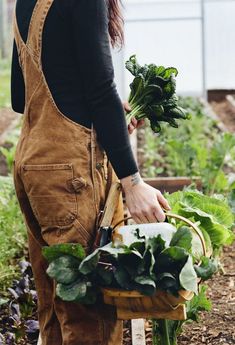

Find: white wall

[112,0,235,99]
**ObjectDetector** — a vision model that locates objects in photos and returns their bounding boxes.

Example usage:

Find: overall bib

[12,1,124,344]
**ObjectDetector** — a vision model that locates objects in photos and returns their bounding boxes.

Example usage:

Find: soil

[210,100,235,133]
[123,241,235,345]
[0,108,18,137]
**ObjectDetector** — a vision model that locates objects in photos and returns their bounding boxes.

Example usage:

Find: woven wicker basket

[102,213,210,321]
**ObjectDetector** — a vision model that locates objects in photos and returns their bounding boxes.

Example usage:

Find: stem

[162,319,171,345]
[126,104,146,123]
[152,319,171,345]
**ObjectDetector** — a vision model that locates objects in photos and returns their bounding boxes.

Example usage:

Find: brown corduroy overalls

[12,1,124,344]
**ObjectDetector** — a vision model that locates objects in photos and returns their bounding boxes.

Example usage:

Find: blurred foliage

[0,59,11,108]
[142,97,235,196]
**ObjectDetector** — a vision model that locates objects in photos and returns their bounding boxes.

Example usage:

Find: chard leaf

[141,247,156,276]
[134,276,156,296]
[56,279,87,302]
[156,273,179,291]
[170,226,193,251]
[118,250,143,276]
[179,256,198,294]
[101,243,128,257]
[96,265,114,286]
[78,284,97,304]
[79,249,100,275]
[46,255,80,284]
[194,257,219,280]
[156,246,189,274]
[147,234,166,257]
[42,243,85,263]
[114,265,133,289]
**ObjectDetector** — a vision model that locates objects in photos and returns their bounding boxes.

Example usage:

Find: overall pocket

[21,163,93,249]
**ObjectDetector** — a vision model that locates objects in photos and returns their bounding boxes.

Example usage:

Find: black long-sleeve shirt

[11,0,138,179]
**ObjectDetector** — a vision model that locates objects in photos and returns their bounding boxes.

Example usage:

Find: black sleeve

[11,40,25,114]
[70,0,138,179]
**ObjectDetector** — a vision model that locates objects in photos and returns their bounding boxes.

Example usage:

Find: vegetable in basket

[42,190,234,345]
[125,55,190,133]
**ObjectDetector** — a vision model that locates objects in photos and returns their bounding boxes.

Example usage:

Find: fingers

[128,123,135,134]
[128,117,144,134]
[136,119,145,128]
[128,118,138,134]
[131,205,164,224]
[123,101,132,113]
[153,202,166,222]
[156,191,171,211]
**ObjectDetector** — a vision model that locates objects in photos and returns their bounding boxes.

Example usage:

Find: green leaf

[118,250,143,276]
[46,255,80,284]
[78,284,97,304]
[156,272,179,292]
[194,257,219,280]
[56,279,87,302]
[179,256,198,294]
[160,67,178,78]
[170,226,193,251]
[167,190,234,248]
[0,297,9,306]
[114,265,133,289]
[56,278,87,302]
[101,243,127,257]
[79,249,100,275]
[156,246,189,274]
[186,285,212,322]
[147,234,166,257]
[134,276,156,296]
[228,189,235,214]
[42,243,85,263]
[96,264,114,286]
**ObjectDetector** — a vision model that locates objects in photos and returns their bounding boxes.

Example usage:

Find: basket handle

[113,213,207,257]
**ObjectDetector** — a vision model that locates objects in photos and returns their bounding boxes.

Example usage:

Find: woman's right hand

[120,172,171,224]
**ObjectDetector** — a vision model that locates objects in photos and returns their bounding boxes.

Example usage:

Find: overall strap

[25,0,54,68]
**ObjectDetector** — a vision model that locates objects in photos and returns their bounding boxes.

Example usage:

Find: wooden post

[0,0,8,58]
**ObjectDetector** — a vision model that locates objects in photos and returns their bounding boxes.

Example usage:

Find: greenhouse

[0,0,234,344]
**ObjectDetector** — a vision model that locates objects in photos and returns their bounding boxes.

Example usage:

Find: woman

[11,0,170,344]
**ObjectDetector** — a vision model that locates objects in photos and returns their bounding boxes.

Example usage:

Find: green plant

[142,97,235,196]
[0,59,11,108]
[0,176,26,291]
[125,55,189,132]
[0,127,21,173]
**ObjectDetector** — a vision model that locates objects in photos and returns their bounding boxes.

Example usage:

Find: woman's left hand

[123,101,145,134]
